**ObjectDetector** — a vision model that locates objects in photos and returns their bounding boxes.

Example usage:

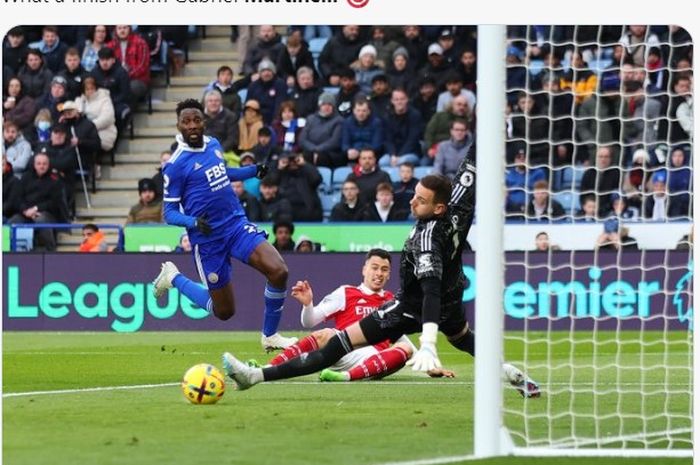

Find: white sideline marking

[3,383,179,398]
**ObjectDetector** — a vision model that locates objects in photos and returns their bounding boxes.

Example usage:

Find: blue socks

[172,274,213,313]
[262,283,286,336]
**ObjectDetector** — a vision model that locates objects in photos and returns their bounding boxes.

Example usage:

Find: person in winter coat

[75,76,117,151]
[3,77,38,132]
[299,92,344,167]
[277,152,323,222]
[17,49,54,99]
[3,119,33,179]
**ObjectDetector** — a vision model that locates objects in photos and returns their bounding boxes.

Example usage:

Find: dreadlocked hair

[176,99,204,117]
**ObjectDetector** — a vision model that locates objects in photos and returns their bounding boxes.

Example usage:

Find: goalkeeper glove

[255,163,269,179]
[194,214,212,235]
[406,322,442,372]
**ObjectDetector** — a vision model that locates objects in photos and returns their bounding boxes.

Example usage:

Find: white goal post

[474,24,694,459]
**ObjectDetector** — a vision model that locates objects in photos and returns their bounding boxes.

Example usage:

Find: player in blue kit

[152,99,297,351]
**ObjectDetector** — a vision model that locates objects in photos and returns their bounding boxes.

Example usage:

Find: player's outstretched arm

[163,202,212,235]
[449,152,476,221]
[226,163,268,182]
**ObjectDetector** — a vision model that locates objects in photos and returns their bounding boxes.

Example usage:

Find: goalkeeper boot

[222,352,260,391]
[503,363,541,398]
[152,261,179,298]
[319,369,350,382]
[261,333,299,353]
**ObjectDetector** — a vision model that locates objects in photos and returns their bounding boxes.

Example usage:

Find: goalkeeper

[223,150,540,398]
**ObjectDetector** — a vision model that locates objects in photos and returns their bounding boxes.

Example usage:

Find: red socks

[269,334,319,366]
[348,346,410,380]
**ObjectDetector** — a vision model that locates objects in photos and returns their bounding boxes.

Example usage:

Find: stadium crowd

[1,25,694,251]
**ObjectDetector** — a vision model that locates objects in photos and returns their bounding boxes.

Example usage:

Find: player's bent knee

[312,328,335,346]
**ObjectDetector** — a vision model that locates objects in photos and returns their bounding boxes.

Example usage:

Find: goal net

[494,25,693,458]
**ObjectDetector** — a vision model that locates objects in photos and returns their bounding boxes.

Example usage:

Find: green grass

[2,332,692,465]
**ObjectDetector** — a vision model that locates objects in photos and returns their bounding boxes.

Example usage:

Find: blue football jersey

[163,135,246,245]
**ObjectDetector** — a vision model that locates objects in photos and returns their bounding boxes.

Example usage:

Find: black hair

[83,223,99,233]
[97,47,114,60]
[419,174,452,207]
[8,26,24,37]
[217,65,233,75]
[257,126,272,137]
[176,99,204,118]
[273,219,295,235]
[366,248,391,264]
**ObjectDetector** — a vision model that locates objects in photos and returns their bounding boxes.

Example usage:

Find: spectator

[576,77,620,165]
[3,77,38,132]
[379,88,424,167]
[507,92,550,166]
[399,26,428,70]
[534,232,560,252]
[676,226,693,250]
[202,89,239,154]
[107,25,151,103]
[246,59,287,125]
[424,95,470,162]
[17,49,53,99]
[596,217,638,251]
[3,27,29,75]
[341,98,384,165]
[271,101,306,153]
[558,50,597,106]
[272,219,295,252]
[667,147,692,218]
[38,75,68,122]
[335,66,362,118]
[58,100,101,173]
[368,74,392,120]
[346,147,392,207]
[203,65,242,116]
[8,152,65,251]
[579,146,621,217]
[668,74,693,145]
[290,66,322,118]
[622,148,652,212]
[299,92,344,168]
[643,171,669,221]
[392,162,419,211]
[259,175,294,223]
[386,46,416,96]
[80,25,109,72]
[275,33,316,88]
[75,76,117,153]
[620,75,662,152]
[39,123,78,185]
[457,48,477,93]
[251,127,282,168]
[416,43,452,92]
[433,119,473,179]
[576,195,598,222]
[610,193,640,221]
[526,180,566,221]
[318,25,363,86]
[353,45,384,94]
[242,25,285,78]
[29,26,68,74]
[505,148,547,215]
[126,178,162,224]
[277,152,323,222]
[238,152,261,198]
[645,46,668,95]
[436,28,460,65]
[505,46,527,106]
[3,120,32,179]
[620,25,660,67]
[330,179,363,222]
[3,155,21,221]
[152,150,171,199]
[232,180,262,222]
[294,235,320,253]
[57,48,87,100]
[174,232,192,253]
[90,47,131,129]
[237,99,264,153]
[537,71,574,166]
[436,70,476,113]
[412,75,438,125]
[79,223,109,252]
[24,108,54,151]
[361,182,410,222]
[367,26,401,68]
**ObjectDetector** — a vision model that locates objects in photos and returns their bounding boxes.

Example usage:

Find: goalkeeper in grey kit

[223,151,541,398]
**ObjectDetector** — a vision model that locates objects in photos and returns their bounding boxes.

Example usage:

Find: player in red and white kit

[259,248,454,381]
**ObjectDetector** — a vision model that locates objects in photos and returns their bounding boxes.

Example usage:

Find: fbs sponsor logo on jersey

[205,162,230,192]
[416,254,434,274]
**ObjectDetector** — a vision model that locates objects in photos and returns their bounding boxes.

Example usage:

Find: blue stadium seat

[320,191,341,220]
[573,166,586,190]
[383,167,400,183]
[559,167,574,190]
[323,86,340,95]
[553,192,580,217]
[528,59,545,77]
[317,166,332,194]
[308,37,328,58]
[14,227,34,252]
[414,166,432,179]
[332,166,353,190]
[238,88,248,103]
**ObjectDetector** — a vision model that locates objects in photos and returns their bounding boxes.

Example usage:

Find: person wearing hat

[294,234,319,253]
[38,122,78,185]
[58,99,101,174]
[126,177,162,224]
[17,49,54,100]
[353,44,383,94]
[246,58,287,125]
[417,42,451,91]
[318,25,363,86]
[368,73,391,120]
[387,46,416,96]
[299,91,344,167]
[38,75,68,121]
[89,46,131,129]
[610,192,640,221]
[437,28,458,65]
[335,66,362,118]
[4,26,29,76]
[237,99,264,152]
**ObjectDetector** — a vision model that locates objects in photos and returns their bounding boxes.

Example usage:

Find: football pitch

[2,331,692,465]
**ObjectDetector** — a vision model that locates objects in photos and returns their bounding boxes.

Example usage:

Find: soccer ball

[181,363,225,405]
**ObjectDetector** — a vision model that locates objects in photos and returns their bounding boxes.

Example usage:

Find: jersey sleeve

[414,221,445,282]
[162,161,184,203]
[449,151,476,221]
[299,286,347,328]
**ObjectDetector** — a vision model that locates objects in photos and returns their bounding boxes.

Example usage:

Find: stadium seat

[317,166,332,194]
[320,191,341,219]
[238,88,248,103]
[308,37,328,58]
[332,166,353,191]
[528,59,545,77]
[559,167,575,190]
[572,166,586,190]
[414,166,432,179]
[323,86,340,95]
[14,227,34,252]
[383,167,400,183]
[553,191,580,217]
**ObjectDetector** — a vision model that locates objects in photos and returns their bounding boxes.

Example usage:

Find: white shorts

[330,343,379,371]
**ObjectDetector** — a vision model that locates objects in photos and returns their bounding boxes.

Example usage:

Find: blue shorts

[192,220,268,290]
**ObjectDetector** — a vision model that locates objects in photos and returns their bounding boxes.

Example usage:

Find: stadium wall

[3,252,691,332]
